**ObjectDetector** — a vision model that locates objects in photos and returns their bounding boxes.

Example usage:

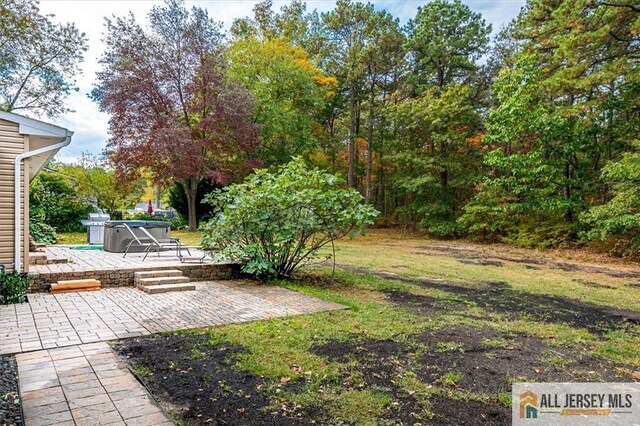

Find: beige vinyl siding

[0,119,26,271]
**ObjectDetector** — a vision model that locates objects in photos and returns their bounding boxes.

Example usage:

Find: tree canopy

[92,0,261,230]
[86,0,640,255]
[0,0,87,117]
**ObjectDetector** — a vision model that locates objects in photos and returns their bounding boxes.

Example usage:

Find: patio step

[135,270,195,294]
[29,253,47,265]
[29,252,69,265]
[134,270,183,281]
[139,283,196,294]
[137,276,191,286]
[51,279,101,294]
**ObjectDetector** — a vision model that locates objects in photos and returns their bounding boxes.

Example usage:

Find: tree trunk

[365,77,375,204]
[564,162,573,223]
[564,93,575,223]
[378,87,387,217]
[182,179,199,231]
[439,139,448,190]
[348,82,356,188]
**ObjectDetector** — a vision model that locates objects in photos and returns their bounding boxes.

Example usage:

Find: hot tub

[103,220,171,253]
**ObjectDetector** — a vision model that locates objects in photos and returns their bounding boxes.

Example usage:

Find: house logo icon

[519,390,538,419]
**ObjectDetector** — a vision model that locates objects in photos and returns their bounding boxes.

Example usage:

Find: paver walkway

[0,280,344,355]
[16,342,172,426]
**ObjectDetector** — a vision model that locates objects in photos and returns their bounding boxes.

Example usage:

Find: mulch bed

[113,335,316,426]
[0,356,22,426]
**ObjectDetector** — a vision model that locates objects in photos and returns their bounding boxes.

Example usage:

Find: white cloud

[38,0,524,163]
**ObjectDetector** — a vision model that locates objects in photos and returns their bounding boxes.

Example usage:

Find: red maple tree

[92,0,261,230]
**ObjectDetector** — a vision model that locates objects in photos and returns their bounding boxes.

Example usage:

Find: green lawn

[56,230,203,246]
[114,230,640,424]
[56,232,86,245]
[171,230,203,246]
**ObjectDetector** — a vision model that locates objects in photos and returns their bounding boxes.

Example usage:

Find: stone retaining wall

[28,262,242,292]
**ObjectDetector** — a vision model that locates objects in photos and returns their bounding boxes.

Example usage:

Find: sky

[38,0,526,163]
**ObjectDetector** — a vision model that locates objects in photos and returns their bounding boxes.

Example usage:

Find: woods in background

[223,0,640,254]
[89,0,640,253]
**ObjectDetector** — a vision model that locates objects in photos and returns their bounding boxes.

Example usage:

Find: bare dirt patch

[572,279,616,289]
[113,335,314,426]
[428,397,509,425]
[312,325,635,425]
[417,326,630,394]
[313,335,512,424]
[381,289,466,315]
[457,259,504,267]
[314,338,425,424]
[339,265,640,334]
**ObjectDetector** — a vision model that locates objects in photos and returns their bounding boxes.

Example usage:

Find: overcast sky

[38,0,526,163]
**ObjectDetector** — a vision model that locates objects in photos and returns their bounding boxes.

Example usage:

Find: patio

[28,246,240,291]
[31,246,216,273]
[8,249,346,425]
[1,280,345,355]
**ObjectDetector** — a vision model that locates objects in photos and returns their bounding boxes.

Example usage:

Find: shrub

[169,215,189,230]
[125,213,154,221]
[30,215,57,244]
[201,158,379,278]
[0,268,30,304]
[29,171,93,233]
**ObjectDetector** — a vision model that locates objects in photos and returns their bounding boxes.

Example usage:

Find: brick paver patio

[0,280,345,355]
[32,246,216,274]
[16,342,173,426]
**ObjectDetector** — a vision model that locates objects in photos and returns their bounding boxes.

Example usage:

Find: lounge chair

[122,223,154,258]
[137,226,191,261]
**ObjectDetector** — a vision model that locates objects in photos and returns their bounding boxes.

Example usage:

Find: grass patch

[171,230,203,246]
[440,371,464,386]
[127,230,639,424]
[482,338,513,349]
[131,363,152,379]
[435,342,465,353]
[55,232,86,245]
[326,388,392,425]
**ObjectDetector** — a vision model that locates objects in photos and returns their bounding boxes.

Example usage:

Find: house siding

[0,119,26,272]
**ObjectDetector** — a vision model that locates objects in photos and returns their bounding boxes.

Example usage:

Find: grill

[80,213,110,245]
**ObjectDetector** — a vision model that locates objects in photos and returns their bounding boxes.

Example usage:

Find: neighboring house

[0,111,73,273]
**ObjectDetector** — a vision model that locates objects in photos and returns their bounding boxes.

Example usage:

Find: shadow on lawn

[339,265,640,335]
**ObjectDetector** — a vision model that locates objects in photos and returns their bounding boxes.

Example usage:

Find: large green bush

[0,269,30,304]
[581,145,640,256]
[201,158,379,278]
[30,171,93,233]
[30,215,58,244]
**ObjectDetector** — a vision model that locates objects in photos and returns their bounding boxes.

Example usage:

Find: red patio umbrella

[147,199,153,214]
